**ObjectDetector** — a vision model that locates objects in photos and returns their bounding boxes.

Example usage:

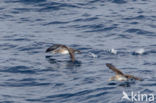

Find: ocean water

[0,0,156,103]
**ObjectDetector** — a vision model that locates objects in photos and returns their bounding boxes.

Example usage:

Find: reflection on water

[45,55,82,69]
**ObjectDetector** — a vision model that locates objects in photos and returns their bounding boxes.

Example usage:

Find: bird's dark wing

[61,45,75,62]
[106,63,124,75]
[124,74,142,81]
[45,44,65,52]
[69,50,75,62]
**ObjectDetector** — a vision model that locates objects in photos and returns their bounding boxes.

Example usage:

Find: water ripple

[0,66,36,74]
[0,0,156,102]
[37,1,80,12]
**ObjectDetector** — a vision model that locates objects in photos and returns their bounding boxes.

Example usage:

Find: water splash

[110,48,118,54]
[89,52,98,58]
[133,48,145,55]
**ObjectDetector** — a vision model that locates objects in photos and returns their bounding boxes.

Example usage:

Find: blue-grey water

[0,0,156,103]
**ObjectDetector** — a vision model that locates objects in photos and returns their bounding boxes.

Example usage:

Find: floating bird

[46,44,80,62]
[106,63,142,81]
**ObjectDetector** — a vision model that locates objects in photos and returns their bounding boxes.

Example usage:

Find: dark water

[0,0,156,103]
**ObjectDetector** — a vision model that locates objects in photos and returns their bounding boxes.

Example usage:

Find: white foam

[110,48,117,54]
[89,52,97,58]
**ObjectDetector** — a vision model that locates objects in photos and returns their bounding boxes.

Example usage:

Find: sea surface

[0,0,156,103]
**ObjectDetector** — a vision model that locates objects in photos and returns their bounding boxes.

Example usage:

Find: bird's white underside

[61,50,69,54]
[117,76,127,81]
[52,50,69,54]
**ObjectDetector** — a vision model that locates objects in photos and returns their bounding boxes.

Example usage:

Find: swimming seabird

[106,63,142,81]
[46,44,80,62]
